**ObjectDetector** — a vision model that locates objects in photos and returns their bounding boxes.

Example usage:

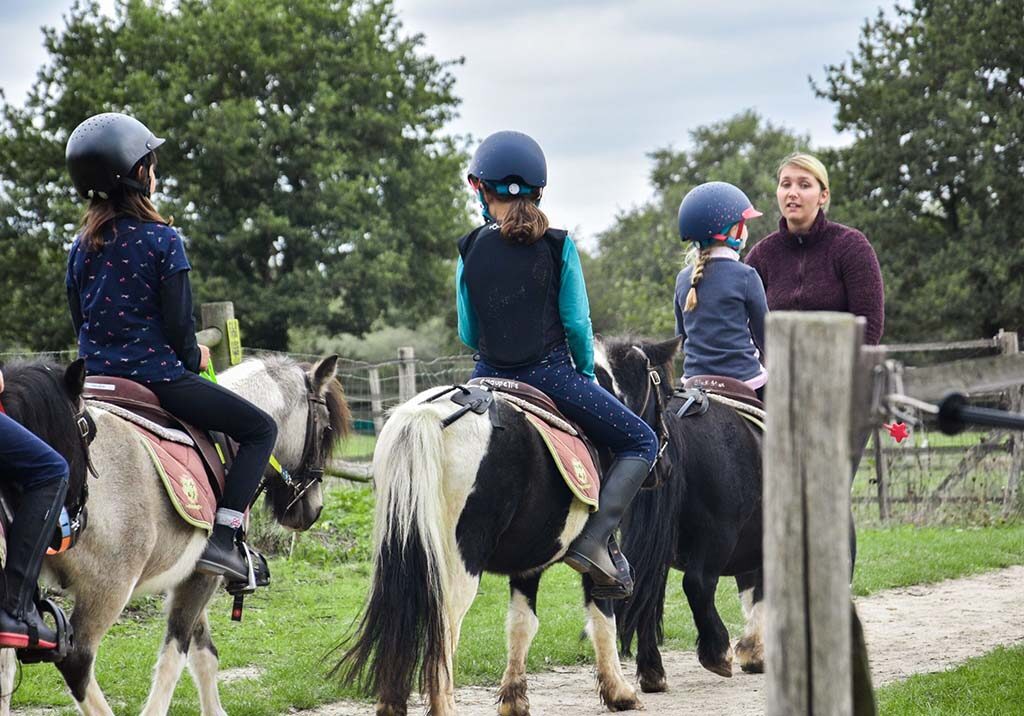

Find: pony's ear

[65,358,87,400]
[310,354,339,394]
[645,337,682,368]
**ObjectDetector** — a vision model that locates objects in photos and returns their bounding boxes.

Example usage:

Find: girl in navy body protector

[674,182,768,399]
[456,131,657,599]
[64,113,276,582]
[0,369,70,650]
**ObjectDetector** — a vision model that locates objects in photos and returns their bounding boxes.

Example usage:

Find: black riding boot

[564,456,651,600]
[0,477,68,649]
[195,509,252,582]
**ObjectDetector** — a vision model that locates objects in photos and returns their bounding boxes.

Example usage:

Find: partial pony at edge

[333,402,451,704]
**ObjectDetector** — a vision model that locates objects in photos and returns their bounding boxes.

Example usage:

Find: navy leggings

[0,412,69,491]
[146,372,278,513]
[473,347,657,463]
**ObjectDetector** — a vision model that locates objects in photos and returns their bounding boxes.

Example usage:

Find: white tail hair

[372,402,451,605]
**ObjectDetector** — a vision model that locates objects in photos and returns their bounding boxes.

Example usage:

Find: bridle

[258,375,331,511]
[630,345,671,469]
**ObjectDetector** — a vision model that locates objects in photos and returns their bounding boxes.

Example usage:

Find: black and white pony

[598,341,765,691]
[336,337,767,715]
[0,355,350,716]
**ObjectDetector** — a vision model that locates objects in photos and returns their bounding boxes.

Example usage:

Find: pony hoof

[376,703,407,716]
[497,678,530,716]
[605,695,643,712]
[735,636,765,674]
[638,673,667,693]
[698,654,734,678]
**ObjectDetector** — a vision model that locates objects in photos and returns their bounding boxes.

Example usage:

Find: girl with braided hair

[674,182,768,399]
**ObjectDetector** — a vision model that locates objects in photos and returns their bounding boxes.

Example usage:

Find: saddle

[674,375,765,432]
[437,378,603,511]
[82,377,226,531]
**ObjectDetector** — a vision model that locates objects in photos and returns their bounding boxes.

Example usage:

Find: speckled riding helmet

[677,181,762,250]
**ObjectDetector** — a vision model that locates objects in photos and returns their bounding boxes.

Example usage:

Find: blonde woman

[674,181,768,399]
[745,152,884,344]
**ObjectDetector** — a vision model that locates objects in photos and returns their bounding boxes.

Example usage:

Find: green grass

[877,644,1024,715]
[11,487,1024,714]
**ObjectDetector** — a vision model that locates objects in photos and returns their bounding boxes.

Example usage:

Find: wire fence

[5,332,1022,525]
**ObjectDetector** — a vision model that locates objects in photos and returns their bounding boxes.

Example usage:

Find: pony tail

[683,249,711,312]
[500,197,549,244]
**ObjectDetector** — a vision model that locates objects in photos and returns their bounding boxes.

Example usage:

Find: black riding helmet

[468,130,547,198]
[66,113,165,200]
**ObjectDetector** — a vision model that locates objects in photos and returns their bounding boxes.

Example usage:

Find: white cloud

[1,0,898,246]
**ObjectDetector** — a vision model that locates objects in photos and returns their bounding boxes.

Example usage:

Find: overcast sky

[1,0,900,246]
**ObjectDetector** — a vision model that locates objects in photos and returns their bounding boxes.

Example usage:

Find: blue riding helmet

[468,130,547,198]
[677,181,762,250]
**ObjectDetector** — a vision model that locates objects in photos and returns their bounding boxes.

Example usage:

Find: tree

[589,111,809,337]
[0,0,471,351]
[817,0,1024,340]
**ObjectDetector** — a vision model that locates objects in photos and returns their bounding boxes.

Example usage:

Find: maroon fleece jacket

[745,210,885,345]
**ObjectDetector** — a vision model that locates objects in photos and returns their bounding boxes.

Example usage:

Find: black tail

[332,407,450,706]
[333,521,447,703]
[616,450,684,656]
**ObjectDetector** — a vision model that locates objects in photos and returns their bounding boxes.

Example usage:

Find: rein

[631,346,671,468]
[257,375,329,511]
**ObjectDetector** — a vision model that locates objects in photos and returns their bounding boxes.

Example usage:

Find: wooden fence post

[998,331,1023,515]
[199,301,237,373]
[368,366,384,434]
[765,312,858,716]
[397,346,417,403]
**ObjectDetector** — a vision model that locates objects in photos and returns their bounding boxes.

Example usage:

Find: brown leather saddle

[82,377,226,497]
[683,375,764,411]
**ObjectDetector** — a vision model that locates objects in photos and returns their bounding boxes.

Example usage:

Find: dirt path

[308,565,1024,716]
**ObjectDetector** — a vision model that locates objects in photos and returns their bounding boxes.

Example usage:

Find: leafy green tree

[0,0,470,350]
[817,0,1024,340]
[589,111,809,337]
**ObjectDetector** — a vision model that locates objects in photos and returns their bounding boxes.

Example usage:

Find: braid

[684,249,712,312]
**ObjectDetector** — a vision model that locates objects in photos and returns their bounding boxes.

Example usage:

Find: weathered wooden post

[397,346,417,403]
[199,301,241,373]
[367,366,385,434]
[764,312,859,716]
[997,330,1023,515]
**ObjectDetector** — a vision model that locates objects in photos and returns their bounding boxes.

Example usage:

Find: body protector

[458,224,568,368]
[677,181,762,250]
[66,113,164,199]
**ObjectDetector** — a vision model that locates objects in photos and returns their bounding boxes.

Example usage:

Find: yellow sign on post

[226,318,243,366]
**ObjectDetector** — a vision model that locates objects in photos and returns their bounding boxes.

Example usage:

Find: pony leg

[140,572,221,716]
[682,567,733,678]
[497,575,541,716]
[187,611,227,716]
[585,586,640,712]
[734,568,765,674]
[0,649,14,716]
[428,566,480,716]
[56,584,135,716]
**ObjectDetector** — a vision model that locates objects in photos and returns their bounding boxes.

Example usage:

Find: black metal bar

[937,393,1024,435]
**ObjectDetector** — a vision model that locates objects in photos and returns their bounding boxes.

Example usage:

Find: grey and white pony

[0,354,350,716]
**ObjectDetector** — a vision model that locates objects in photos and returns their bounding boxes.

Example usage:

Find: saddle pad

[522,412,600,511]
[128,423,217,532]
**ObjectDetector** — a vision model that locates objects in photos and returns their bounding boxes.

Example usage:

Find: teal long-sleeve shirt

[456,234,595,379]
